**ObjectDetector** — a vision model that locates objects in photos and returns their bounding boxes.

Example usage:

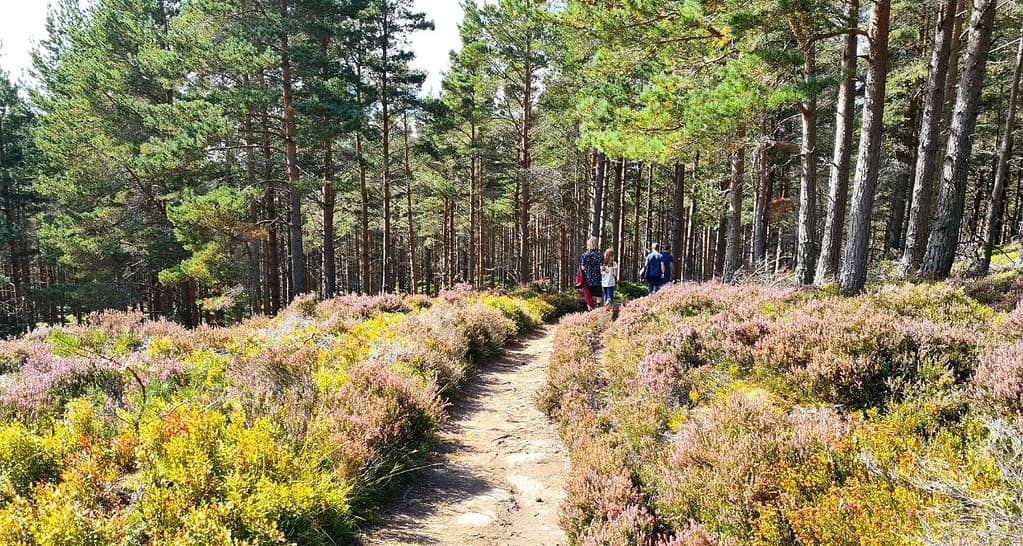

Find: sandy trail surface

[360,326,568,546]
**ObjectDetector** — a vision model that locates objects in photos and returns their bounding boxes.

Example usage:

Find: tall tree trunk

[323,139,337,298]
[815,5,858,285]
[321,37,337,299]
[353,59,371,294]
[442,196,450,286]
[258,76,281,313]
[887,6,930,255]
[723,131,746,283]
[380,13,393,293]
[632,162,643,279]
[703,226,713,280]
[978,30,1023,274]
[839,0,892,295]
[519,49,534,284]
[1010,167,1018,243]
[999,171,1015,243]
[936,0,968,165]
[902,0,959,274]
[687,152,702,280]
[885,168,911,252]
[714,223,726,278]
[403,112,418,293]
[241,78,263,312]
[796,49,819,285]
[969,161,992,239]
[356,132,370,293]
[0,103,22,309]
[279,0,304,298]
[610,158,624,254]
[686,195,700,281]
[589,152,607,240]
[468,128,477,287]
[478,156,486,285]
[921,0,998,280]
[670,163,686,259]
[753,119,773,266]
[645,163,654,248]
[450,196,457,286]
[615,160,627,261]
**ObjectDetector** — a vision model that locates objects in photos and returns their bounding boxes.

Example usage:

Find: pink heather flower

[1,344,121,415]
[975,341,1023,413]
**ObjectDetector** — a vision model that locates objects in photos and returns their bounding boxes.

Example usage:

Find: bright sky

[0,0,470,94]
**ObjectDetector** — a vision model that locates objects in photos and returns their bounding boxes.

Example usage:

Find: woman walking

[600,249,619,305]
[579,237,603,310]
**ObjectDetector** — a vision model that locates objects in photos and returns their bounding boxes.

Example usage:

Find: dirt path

[360,326,568,546]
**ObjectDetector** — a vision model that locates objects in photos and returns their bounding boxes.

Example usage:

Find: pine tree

[361,0,430,293]
[839,0,892,295]
[901,0,960,275]
[0,72,40,334]
[920,0,998,280]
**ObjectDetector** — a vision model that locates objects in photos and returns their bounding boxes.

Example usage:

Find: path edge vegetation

[0,286,582,544]
[539,277,1023,545]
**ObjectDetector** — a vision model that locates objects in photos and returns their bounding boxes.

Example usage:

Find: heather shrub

[658,522,738,546]
[0,287,561,543]
[868,282,995,326]
[0,338,32,374]
[653,391,854,540]
[439,282,475,303]
[0,343,123,418]
[538,308,612,423]
[455,301,517,359]
[994,306,1023,341]
[562,435,657,546]
[313,293,412,319]
[957,270,1023,312]
[753,302,977,409]
[375,317,468,391]
[83,309,147,338]
[546,281,1008,545]
[226,343,318,440]
[909,417,1023,545]
[128,405,357,545]
[974,341,1023,414]
[316,359,444,480]
[480,294,544,333]
[0,484,118,545]
[537,290,589,316]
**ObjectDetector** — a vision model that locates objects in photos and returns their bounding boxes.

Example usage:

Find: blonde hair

[587,236,599,250]
[604,249,615,263]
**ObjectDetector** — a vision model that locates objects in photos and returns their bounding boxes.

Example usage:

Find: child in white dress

[600,249,619,305]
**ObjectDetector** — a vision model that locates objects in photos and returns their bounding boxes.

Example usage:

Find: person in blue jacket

[643,243,672,294]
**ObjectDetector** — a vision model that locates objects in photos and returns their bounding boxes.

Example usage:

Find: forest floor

[360,326,569,546]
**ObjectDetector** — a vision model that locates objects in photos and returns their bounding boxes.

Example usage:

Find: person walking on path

[579,237,604,310]
[661,248,676,284]
[643,243,670,294]
[600,249,619,305]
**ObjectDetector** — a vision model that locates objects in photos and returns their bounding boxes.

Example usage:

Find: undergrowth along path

[361,325,568,546]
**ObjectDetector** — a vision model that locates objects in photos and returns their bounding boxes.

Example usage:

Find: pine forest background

[1,0,1022,333]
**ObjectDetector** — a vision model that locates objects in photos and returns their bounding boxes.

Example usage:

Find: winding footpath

[360,326,568,546]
